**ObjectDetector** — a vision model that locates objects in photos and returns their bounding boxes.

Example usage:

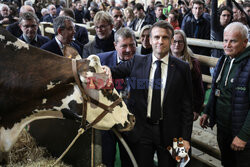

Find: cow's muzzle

[114,114,135,132]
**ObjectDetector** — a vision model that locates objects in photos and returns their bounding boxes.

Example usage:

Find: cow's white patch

[53,85,82,110]
[42,98,47,104]
[6,39,29,50]
[0,35,5,41]
[83,55,130,130]
[46,81,61,90]
[0,111,63,152]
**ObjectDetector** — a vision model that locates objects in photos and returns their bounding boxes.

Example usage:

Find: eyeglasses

[173,40,184,45]
[94,24,109,30]
[21,24,38,29]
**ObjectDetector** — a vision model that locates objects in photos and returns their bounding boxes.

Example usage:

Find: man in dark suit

[42,4,57,23]
[56,0,66,16]
[130,3,154,32]
[59,8,89,51]
[98,27,138,167]
[40,16,81,56]
[6,5,42,38]
[108,20,193,167]
[19,12,49,47]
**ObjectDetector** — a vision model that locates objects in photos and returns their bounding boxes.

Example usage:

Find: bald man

[6,5,41,37]
[200,22,250,167]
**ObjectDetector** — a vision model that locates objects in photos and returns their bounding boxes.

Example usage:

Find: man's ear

[243,38,248,48]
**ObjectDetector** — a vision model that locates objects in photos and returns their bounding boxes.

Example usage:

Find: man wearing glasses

[19,12,49,47]
[82,11,115,58]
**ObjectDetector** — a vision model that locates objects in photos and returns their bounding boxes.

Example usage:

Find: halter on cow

[0,28,135,164]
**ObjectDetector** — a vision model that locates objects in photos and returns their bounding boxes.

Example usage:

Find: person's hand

[231,136,247,151]
[101,65,112,87]
[2,18,9,23]
[193,112,199,121]
[199,114,208,129]
[183,140,190,152]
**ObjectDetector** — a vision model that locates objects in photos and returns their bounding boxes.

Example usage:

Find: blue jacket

[98,51,118,67]
[205,46,250,147]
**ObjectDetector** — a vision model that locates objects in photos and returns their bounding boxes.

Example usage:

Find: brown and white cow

[0,28,135,163]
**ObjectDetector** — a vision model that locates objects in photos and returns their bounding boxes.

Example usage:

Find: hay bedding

[5,129,71,167]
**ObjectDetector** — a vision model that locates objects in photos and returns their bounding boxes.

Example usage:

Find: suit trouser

[119,120,177,167]
[102,130,117,167]
[217,127,250,167]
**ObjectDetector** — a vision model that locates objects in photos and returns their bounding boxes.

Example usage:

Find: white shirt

[55,36,64,55]
[147,53,169,119]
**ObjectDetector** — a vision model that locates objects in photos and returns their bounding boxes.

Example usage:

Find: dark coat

[40,38,82,56]
[42,14,54,23]
[74,25,89,50]
[204,46,250,147]
[130,14,155,31]
[111,54,193,146]
[19,34,50,48]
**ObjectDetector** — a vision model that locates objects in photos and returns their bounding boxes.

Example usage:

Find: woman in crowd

[170,30,204,121]
[136,25,152,55]
[124,7,135,27]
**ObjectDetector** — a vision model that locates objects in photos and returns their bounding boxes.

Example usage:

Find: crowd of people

[0,0,249,167]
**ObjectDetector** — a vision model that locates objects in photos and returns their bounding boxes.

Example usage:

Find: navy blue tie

[151,60,162,121]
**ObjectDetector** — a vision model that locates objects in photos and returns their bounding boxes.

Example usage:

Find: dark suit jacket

[111,54,193,147]
[40,38,82,56]
[19,34,50,47]
[130,14,154,31]
[42,14,54,23]
[74,25,89,50]
[6,22,42,38]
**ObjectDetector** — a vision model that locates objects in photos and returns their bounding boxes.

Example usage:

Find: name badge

[215,89,220,97]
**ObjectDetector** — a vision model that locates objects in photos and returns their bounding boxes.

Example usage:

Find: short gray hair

[0,4,9,11]
[53,16,74,35]
[224,22,248,40]
[19,12,39,24]
[24,0,33,6]
[41,8,48,15]
[114,27,136,43]
[47,4,56,11]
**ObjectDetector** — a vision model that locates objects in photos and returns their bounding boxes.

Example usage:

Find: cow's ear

[57,28,62,35]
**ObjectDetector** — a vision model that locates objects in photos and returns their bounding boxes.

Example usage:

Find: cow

[0,28,135,164]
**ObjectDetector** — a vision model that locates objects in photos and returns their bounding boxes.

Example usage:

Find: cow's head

[77,55,135,132]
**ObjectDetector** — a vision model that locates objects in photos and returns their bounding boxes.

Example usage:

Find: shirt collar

[55,36,64,50]
[23,34,37,43]
[152,52,169,65]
